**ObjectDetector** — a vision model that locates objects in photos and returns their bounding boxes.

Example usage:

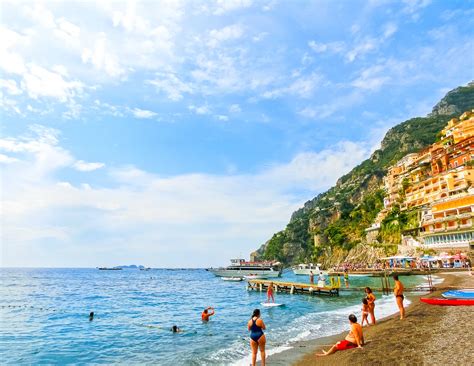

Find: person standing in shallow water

[364,287,376,325]
[309,271,314,285]
[247,308,266,366]
[393,275,405,320]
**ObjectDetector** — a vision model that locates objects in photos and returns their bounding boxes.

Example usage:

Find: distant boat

[98,267,122,270]
[293,263,327,276]
[244,274,268,280]
[222,277,243,281]
[139,268,152,271]
[207,259,282,278]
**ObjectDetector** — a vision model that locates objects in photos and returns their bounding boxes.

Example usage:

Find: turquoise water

[0,268,432,365]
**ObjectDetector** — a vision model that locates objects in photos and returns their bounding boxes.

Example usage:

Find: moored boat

[207,259,282,278]
[420,297,474,306]
[244,274,268,280]
[293,263,327,276]
[222,277,243,282]
[441,289,474,299]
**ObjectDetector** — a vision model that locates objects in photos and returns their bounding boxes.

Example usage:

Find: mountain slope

[254,81,474,266]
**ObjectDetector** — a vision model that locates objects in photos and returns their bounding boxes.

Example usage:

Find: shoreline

[265,272,473,366]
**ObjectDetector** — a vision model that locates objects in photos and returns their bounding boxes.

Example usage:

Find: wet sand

[266,272,473,366]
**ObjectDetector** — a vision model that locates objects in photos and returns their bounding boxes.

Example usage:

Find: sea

[0,268,438,365]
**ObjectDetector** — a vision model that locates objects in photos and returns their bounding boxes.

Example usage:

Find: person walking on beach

[316,314,364,356]
[267,282,275,303]
[393,275,405,320]
[201,306,215,321]
[309,271,314,285]
[248,308,266,366]
[364,287,376,325]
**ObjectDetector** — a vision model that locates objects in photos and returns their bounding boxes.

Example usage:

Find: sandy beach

[266,272,474,366]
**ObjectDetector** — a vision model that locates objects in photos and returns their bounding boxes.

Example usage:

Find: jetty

[247,279,340,296]
[328,268,469,277]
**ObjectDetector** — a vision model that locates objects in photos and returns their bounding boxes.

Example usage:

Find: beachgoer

[89,311,94,321]
[247,308,266,366]
[171,325,182,333]
[201,306,215,321]
[267,282,274,303]
[317,272,326,287]
[344,269,349,288]
[365,287,376,325]
[309,271,314,285]
[316,314,364,356]
[393,275,405,320]
[361,298,369,327]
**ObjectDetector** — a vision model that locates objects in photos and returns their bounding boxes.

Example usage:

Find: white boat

[207,259,282,278]
[222,277,243,281]
[244,274,268,280]
[293,263,327,276]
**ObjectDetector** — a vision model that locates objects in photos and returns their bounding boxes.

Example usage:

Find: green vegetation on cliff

[257,82,474,266]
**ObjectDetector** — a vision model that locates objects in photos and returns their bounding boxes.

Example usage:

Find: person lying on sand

[316,314,364,356]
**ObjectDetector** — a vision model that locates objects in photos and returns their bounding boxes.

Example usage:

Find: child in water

[361,298,369,327]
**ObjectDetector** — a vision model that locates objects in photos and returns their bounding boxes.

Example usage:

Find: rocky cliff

[254,82,474,266]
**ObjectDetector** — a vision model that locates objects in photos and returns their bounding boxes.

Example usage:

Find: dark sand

[265,272,473,366]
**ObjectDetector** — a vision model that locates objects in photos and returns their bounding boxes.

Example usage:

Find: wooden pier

[247,278,471,298]
[247,279,340,296]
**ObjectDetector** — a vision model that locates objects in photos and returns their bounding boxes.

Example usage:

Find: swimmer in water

[89,311,94,321]
[171,325,183,333]
[201,306,215,321]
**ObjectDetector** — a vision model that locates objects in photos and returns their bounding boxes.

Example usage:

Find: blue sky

[1,0,473,267]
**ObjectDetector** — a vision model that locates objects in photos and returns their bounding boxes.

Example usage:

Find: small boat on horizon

[98,267,122,270]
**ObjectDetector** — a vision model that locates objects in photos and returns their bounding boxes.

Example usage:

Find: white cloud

[21,64,84,102]
[208,24,244,48]
[308,40,345,54]
[262,73,323,99]
[0,79,22,95]
[189,104,210,115]
[213,0,253,15]
[299,91,364,119]
[229,104,241,113]
[131,108,157,119]
[0,153,19,164]
[73,160,105,172]
[81,33,125,78]
[0,27,27,75]
[147,72,193,101]
[217,114,229,121]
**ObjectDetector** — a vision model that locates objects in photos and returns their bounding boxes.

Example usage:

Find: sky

[1,0,473,268]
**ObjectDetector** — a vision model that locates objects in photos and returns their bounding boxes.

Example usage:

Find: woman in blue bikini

[247,308,266,366]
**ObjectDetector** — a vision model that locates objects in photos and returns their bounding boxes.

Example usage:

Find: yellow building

[441,110,474,144]
[420,193,474,250]
[402,166,473,210]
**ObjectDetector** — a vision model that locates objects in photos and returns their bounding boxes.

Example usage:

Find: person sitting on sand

[267,282,274,303]
[393,275,405,320]
[201,306,215,321]
[361,298,370,327]
[316,314,364,356]
[247,308,266,366]
[365,287,376,325]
